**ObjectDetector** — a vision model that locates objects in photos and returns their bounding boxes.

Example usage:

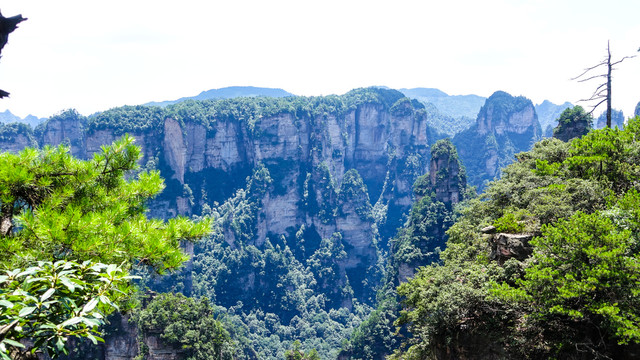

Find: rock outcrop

[392,139,466,283]
[429,139,466,205]
[488,232,533,265]
[553,105,593,142]
[453,91,541,188]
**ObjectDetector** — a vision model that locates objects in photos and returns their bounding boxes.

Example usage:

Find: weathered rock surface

[454,91,541,188]
[489,232,533,265]
[1,89,434,308]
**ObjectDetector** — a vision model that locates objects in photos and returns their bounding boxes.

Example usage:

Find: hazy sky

[1,0,639,119]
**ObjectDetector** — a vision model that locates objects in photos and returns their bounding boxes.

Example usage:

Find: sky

[1,0,639,119]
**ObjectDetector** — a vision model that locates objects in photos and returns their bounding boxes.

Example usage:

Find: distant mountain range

[535,100,573,135]
[0,110,45,128]
[399,87,487,120]
[2,86,573,138]
[397,88,572,137]
[144,86,295,107]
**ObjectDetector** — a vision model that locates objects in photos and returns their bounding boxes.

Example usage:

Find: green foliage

[87,106,165,136]
[132,293,237,360]
[338,169,373,221]
[0,136,211,356]
[553,105,593,142]
[0,135,212,272]
[492,211,525,233]
[339,294,401,360]
[393,117,640,359]
[493,194,640,355]
[0,122,36,144]
[0,261,135,359]
[191,171,375,359]
[284,340,320,360]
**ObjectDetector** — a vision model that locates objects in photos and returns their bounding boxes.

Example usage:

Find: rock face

[489,232,533,265]
[595,109,625,129]
[453,91,541,188]
[429,139,466,205]
[0,88,434,309]
[553,105,593,142]
[535,100,572,137]
[40,110,87,157]
[392,139,466,283]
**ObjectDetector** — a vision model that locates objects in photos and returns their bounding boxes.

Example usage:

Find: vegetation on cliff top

[77,87,412,137]
[393,117,640,359]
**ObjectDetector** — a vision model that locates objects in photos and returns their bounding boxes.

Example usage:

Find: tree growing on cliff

[0,136,212,358]
[553,105,593,141]
[572,41,636,128]
[0,10,27,98]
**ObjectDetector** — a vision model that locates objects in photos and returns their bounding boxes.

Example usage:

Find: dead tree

[572,41,636,128]
[0,10,27,98]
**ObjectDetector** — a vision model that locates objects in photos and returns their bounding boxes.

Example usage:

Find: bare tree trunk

[606,41,612,128]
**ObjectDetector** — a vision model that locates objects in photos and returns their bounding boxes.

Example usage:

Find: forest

[1,84,639,360]
[1,8,640,360]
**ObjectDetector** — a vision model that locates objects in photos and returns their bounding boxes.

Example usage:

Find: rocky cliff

[0,87,436,312]
[453,91,541,188]
[393,138,466,283]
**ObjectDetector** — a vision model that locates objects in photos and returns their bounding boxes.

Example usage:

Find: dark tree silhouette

[0,10,27,98]
[572,41,636,128]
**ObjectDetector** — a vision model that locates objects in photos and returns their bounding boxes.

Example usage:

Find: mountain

[400,87,486,120]
[594,108,625,129]
[0,109,45,128]
[453,91,542,188]
[0,88,442,359]
[144,86,295,107]
[535,100,572,136]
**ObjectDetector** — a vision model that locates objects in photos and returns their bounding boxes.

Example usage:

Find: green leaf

[0,349,10,360]
[18,306,37,317]
[82,298,98,314]
[40,288,55,302]
[82,317,102,328]
[0,300,13,308]
[60,317,82,327]
[1,339,25,349]
[16,267,40,278]
[60,277,76,292]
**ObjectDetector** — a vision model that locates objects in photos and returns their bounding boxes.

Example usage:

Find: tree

[572,41,636,128]
[494,194,640,357]
[284,341,320,360]
[0,10,27,98]
[0,136,212,358]
[552,105,593,142]
[0,261,134,360]
[132,293,236,360]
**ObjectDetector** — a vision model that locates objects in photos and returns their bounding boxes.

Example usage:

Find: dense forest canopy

[394,117,640,359]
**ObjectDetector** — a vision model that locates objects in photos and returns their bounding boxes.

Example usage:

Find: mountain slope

[144,86,294,107]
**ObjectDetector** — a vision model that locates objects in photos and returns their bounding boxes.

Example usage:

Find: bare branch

[571,61,608,80]
[611,55,636,66]
[577,95,606,103]
[585,98,607,115]
[576,74,607,83]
